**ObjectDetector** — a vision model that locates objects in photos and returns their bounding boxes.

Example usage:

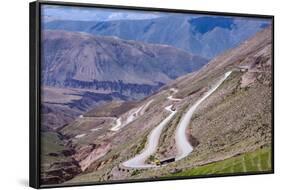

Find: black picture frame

[29,1,274,188]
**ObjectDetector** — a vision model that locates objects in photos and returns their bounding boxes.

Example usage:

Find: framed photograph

[29,1,274,188]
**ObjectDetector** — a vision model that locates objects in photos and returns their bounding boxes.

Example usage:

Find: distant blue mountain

[44,15,270,58]
[189,16,234,34]
[260,23,270,28]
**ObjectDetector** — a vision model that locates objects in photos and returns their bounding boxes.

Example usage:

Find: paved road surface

[175,71,232,160]
[122,105,177,168]
[121,72,232,168]
[110,100,154,131]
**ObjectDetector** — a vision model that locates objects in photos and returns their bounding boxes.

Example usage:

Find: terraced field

[169,147,272,177]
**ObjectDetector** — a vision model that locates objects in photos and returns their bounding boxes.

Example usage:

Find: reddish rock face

[79,143,111,171]
[41,159,82,185]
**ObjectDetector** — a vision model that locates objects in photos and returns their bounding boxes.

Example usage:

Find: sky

[41,5,168,22]
[41,4,271,27]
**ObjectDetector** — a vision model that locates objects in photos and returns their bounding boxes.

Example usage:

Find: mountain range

[44,15,269,58]
[41,30,207,130]
[42,30,207,96]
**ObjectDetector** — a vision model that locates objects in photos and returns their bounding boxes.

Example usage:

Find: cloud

[42,5,165,22]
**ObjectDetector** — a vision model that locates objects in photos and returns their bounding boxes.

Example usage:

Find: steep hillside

[146,26,272,177]
[42,30,207,88]
[44,16,269,58]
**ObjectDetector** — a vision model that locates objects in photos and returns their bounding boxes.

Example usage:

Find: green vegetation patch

[135,136,147,155]
[169,147,272,177]
[41,132,65,156]
[131,169,142,176]
[41,132,72,168]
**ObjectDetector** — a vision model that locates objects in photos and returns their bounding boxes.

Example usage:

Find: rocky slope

[149,26,272,176]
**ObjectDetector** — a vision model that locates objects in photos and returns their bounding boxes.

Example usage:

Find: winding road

[175,71,232,160]
[110,118,122,131]
[122,105,177,168]
[167,95,182,101]
[122,89,180,168]
[122,71,232,168]
[110,99,154,132]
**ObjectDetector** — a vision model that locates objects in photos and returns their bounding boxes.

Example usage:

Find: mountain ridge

[42,29,207,89]
[44,15,269,58]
